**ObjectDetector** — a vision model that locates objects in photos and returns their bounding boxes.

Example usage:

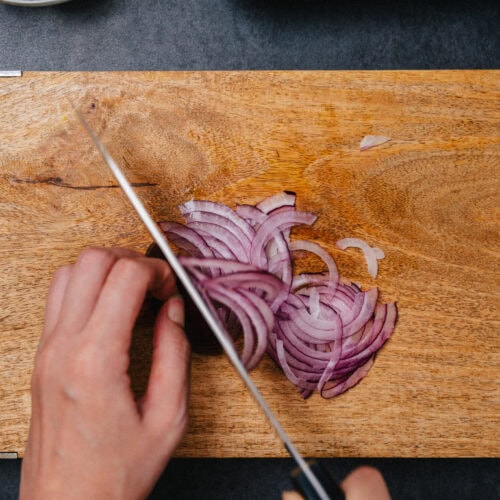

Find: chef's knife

[73,106,344,500]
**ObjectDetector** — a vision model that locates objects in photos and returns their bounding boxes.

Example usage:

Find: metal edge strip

[0,70,23,77]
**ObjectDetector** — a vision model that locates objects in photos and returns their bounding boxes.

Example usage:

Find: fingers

[163,294,185,328]
[42,265,72,342]
[55,247,144,335]
[142,296,190,446]
[282,491,303,500]
[86,256,177,352]
[341,466,391,500]
[282,466,390,500]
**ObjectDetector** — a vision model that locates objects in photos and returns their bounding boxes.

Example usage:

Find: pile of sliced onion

[159,192,397,398]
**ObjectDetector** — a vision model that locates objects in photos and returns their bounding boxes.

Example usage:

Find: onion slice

[360,135,390,151]
[336,237,385,278]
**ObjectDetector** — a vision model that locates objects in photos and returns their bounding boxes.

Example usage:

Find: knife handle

[290,459,345,500]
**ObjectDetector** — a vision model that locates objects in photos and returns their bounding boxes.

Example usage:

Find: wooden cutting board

[0,71,498,458]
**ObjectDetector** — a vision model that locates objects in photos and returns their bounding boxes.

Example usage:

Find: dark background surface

[0,0,499,498]
[1,457,500,499]
[0,0,499,70]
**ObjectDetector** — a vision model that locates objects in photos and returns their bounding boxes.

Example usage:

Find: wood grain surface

[0,71,498,458]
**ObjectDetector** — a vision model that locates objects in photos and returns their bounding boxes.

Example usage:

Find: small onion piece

[158,192,397,399]
[360,135,390,151]
[336,237,385,278]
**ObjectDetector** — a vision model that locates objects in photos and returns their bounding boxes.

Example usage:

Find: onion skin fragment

[157,192,398,399]
[360,135,390,151]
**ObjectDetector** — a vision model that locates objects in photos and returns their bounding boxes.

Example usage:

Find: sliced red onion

[336,237,385,278]
[250,207,316,268]
[320,356,375,398]
[235,204,267,225]
[256,190,297,213]
[159,221,215,259]
[360,135,390,151]
[158,192,397,399]
[289,239,339,294]
[201,285,267,370]
[180,200,255,242]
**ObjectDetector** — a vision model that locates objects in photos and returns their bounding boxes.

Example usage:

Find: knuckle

[114,256,145,277]
[72,343,101,381]
[77,247,113,268]
[34,337,57,371]
[115,257,141,272]
[32,337,102,394]
[33,344,53,383]
[154,399,189,442]
[32,337,63,388]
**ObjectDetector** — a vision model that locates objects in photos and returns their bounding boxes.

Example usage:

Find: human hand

[20,248,190,500]
[282,466,391,500]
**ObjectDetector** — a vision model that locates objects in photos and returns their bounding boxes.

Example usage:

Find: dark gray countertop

[0,0,499,70]
[0,1,499,499]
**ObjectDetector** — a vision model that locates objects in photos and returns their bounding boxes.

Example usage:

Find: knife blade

[73,105,343,500]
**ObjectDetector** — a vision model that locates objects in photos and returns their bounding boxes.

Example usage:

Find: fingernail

[167,294,185,327]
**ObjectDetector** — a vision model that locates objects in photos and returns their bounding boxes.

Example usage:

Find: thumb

[282,466,389,500]
[341,466,391,500]
[282,491,304,500]
[142,295,190,445]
